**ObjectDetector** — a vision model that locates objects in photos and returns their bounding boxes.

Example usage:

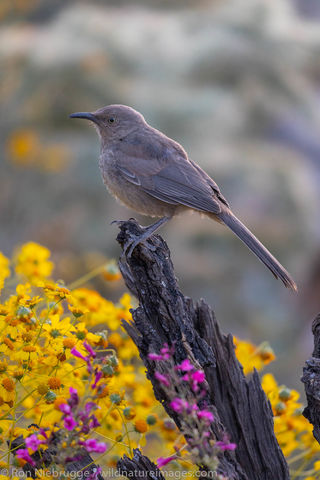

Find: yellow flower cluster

[14,242,54,282]
[0,242,177,477]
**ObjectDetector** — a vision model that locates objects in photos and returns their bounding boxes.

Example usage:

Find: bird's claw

[122,233,156,258]
[111,219,125,226]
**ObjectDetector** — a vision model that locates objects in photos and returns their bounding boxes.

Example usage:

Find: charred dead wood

[302,313,320,443]
[118,449,165,480]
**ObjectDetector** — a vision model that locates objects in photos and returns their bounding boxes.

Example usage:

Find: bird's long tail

[218,210,297,291]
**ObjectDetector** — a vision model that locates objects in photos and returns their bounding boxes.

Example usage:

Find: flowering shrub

[0,242,319,479]
[149,347,235,471]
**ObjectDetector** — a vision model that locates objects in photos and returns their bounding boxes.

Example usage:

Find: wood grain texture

[302,313,320,443]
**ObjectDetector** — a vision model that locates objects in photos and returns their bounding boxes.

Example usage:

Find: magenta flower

[25,434,42,451]
[160,344,172,359]
[192,370,205,383]
[83,438,107,453]
[69,386,79,407]
[89,415,101,429]
[155,371,170,387]
[216,440,236,451]
[59,403,71,414]
[197,410,214,423]
[84,342,96,358]
[170,398,189,412]
[71,347,86,361]
[16,448,35,466]
[157,455,176,467]
[85,401,97,413]
[176,359,194,372]
[92,371,102,389]
[64,414,78,431]
[148,353,164,361]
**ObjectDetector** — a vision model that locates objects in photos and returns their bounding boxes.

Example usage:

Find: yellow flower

[2,378,14,392]
[14,242,53,283]
[47,377,62,390]
[234,338,275,374]
[102,261,122,282]
[314,460,320,471]
[6,129,40,166]
[262,373,320,460]
[42,314,75,339]
[0,252,10,291]
[134,419,148,434]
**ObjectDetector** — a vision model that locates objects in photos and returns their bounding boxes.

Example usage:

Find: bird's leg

[123,216,171,258]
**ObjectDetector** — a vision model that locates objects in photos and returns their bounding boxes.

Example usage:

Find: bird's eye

[107,117,116,124]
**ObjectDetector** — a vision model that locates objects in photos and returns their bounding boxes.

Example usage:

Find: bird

[70,104,297,291]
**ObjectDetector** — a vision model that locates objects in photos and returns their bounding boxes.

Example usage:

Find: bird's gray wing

[115,134,227,213]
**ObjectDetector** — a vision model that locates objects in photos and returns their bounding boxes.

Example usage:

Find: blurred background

[1,0,320,388]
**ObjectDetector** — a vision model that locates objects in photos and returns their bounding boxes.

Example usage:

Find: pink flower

[69,387,79,407]
[176,359,194,372]
[64,415,78,431]
[59,403,71,414]
[84,342,96,358]
[25,434,42,451]
[16,448,35,466]
[157,456,176,467]
[170,398,189,412]
[89,415,100,429]
[197,410,214,423]
[160,344,172,359]
[85,401,97,414]
[155,371,170,387]
[148,353,164,361]
[92,371,102,389]
[192,370,205,383]
[83,439,107,453]
[216,440,236,451]
[71,347,86,361]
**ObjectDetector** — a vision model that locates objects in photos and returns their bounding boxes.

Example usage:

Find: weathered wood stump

[302,313,320,443]
[116,219,290,480]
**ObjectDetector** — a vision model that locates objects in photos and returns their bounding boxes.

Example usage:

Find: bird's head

[69,104,146,144]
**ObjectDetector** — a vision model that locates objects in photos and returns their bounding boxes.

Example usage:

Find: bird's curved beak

[69,112,99,124]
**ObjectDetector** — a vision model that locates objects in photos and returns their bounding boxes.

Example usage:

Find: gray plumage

[70,104,297,291]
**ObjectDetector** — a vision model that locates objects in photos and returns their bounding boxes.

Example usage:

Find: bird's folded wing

[116,145,225,214]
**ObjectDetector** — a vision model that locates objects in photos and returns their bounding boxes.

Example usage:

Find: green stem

[68,264,108,290]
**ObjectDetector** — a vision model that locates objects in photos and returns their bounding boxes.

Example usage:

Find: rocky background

[1,0,320,387]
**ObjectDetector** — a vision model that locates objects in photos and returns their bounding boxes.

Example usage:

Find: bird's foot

[110,218,134,227]
[114,216,171,258]
[123,228,157,258]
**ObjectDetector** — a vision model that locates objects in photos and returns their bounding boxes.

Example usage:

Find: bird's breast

[98,149,177,218]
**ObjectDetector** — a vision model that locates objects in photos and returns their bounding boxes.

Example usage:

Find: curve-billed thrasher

[70,104,297,291]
